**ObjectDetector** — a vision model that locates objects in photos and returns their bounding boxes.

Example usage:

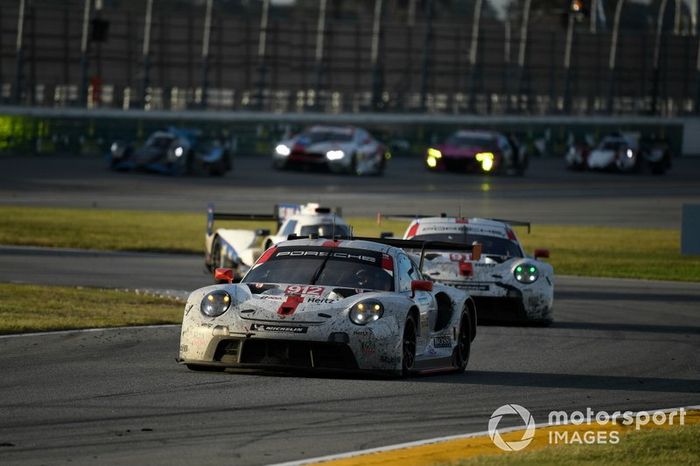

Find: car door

[396,252,436,351]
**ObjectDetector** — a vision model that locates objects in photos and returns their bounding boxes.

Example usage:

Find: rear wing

[352,236,481,272]
[206,203,344,235]
[285,234,480,273]
[376,212,531,234]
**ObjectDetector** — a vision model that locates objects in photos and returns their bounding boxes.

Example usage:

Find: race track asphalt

[1,154,699,227]
[0,153,699,465]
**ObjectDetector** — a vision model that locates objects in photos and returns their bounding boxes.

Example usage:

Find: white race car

[179,237,477,376]
[205,203,351,277]
[401,216,554,324]
[272,125,388,175]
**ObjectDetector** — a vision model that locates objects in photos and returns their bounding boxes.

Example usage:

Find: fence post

[13,0,26,104]
[419,0,434,112]
[142,0,154,109]
[80,0,91,107]
[607,0,625,113]
[201,0,213,109]
[255,0,270,110]
[370,0,385,111]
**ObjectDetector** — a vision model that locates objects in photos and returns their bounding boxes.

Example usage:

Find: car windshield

[412,232,522,258]
[243,246,394,291]
[446,134,494,148]
[302,129,354,143]
[601,140,625,150]
[299,224,352,237]
[147,135,174,149]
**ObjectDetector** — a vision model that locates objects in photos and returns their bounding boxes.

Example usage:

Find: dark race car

[109,127,231,176]
[425,130,528,175]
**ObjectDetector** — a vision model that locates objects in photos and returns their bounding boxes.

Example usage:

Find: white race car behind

[401,216,554,324]
[180,237,478,376]
[273,125,388,175]
[205,203,351,278]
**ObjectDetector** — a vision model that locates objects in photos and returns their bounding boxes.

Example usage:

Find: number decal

[450,253,469,262]
[284,285,324,296]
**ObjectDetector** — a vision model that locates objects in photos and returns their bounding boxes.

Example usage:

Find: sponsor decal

[276,250,377,263]
[179,344,188,353]
[432,335,452,348]
[305,297,337,304]
[380,355,401,364]
[257,295,284,301]
[285,285,325,296]
[353,329,373,337]
[250,324,308,334]
[457,284,491,291]
[360,340,377,354]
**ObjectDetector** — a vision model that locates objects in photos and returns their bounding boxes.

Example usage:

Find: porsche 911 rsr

[205,203,351,277]
[425,130,528,175]
[109,127,231,176]
[273,125,388,175]
[179,238,478,376]
[402,216,553,324]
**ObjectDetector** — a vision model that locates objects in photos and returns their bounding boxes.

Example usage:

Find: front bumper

[179,317,402,374]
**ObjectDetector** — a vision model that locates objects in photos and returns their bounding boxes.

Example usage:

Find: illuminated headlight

[427,148,442,159]
[514,264,539,284]
[110,142,119,153]
[326,150,345,161]
[174,146,184,158]
[625,149,634,159]
[201,290,232,317]
[349,300,384,325]
[475,152,494,172]
[275,144,291,156]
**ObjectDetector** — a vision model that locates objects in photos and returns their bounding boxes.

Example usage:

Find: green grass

[1,206,699,282]
[0,283,183,334]
[446,423,700,466]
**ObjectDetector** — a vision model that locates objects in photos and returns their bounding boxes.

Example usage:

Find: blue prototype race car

[109,127,232,176]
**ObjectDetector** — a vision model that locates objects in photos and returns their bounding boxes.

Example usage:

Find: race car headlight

[201,290,232,317]
[625,148,634,159]
[275,144,291,156]
[326,150,345,161]
[514,264,539,284]
[349,300,384,325]
[427,148,442,159]
[174,146,184,158]
[475,152,494,172]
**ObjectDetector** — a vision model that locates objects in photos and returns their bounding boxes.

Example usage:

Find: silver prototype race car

[272,125,388,175]
[205,203,350,277]
[400,215,554,324]
[179,237,478,376]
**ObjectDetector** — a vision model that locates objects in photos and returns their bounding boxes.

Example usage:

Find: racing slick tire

[210,236,234,270]
[349,152,359,176]
[452,310,472,372]
[401,314,418,377]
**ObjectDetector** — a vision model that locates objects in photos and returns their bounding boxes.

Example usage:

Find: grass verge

[1,206,699,282]
[448,423,700,466]
[0,283,183,334]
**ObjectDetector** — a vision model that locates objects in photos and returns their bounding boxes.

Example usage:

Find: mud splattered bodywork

[179,239,476,376]
[403,217,554,324]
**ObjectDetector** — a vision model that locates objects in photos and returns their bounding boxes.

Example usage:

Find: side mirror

[214,267,234,284]
[534,248,550,259]
[255,228,271,236]
[411,279,433,297]
[380,231,393,239]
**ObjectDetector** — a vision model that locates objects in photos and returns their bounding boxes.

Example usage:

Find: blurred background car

[109,127,231,176]
[272,125,388,176]
[424,130,528,175]
[565,132,671,174]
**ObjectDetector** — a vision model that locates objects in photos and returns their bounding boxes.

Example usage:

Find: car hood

[417,252,517,283]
